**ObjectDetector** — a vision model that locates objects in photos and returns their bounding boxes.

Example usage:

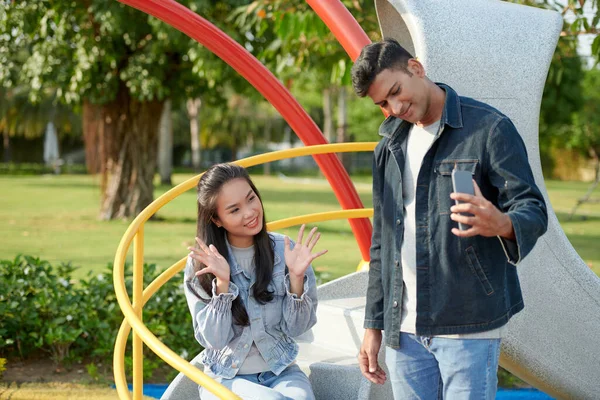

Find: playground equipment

[113,0,600,399]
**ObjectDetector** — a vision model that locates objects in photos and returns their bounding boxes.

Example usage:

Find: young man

[351,38,548,399]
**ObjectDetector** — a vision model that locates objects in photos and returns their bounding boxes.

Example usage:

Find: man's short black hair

[351,38,415,97]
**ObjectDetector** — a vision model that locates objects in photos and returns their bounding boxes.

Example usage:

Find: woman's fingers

[296,224,306,245]
[208,244,223,259]
[188,249,206,261]
[195,267,212,277]
[195,237,211,253]
[305,227,318,249]
[311,249,328,260]
[307,231,321,250]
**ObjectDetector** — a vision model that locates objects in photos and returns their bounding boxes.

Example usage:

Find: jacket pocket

[263,272,286,331]
[435,159,479,215]
[465,246,494,296]
[268,271,286,296]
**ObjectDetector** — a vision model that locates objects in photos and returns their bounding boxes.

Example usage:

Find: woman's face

[212,178,264,248]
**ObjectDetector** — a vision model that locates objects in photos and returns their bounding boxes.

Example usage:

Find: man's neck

[416,83,445,128]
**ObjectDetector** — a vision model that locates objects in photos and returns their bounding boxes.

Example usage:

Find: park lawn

[0,382,154,399]
[0,174,599,280]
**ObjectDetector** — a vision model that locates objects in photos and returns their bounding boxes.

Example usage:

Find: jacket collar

[378,82,463,139]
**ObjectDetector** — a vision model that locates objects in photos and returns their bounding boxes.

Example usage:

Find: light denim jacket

[184,232,318,379]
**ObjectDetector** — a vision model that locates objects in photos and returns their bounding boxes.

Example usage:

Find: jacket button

[395,260,399,267]
[244,344,249,349]
[396,219,401,225]
[393,301,398,308]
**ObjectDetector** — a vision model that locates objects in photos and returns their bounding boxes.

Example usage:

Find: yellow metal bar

[133,227,144,400]
[266,208,373,231]
[114,319,132,400]
[114,246,241,399]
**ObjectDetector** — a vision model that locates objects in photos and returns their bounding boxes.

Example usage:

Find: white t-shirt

[399,121,506,339]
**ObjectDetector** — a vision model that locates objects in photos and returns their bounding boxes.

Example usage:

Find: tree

[186,98,202,171]
[0,86,81,163]
[508,1,599,63]
[566,68,600,178]
[157,98,173,185]
[231,0,381,140]
[0,1,251,219]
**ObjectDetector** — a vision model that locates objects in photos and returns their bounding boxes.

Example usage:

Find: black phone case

[451,170,475,231]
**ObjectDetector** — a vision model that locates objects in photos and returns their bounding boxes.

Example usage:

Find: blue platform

[127,384,555,399]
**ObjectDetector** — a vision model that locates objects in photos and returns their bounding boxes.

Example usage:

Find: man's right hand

[358,328,386,384]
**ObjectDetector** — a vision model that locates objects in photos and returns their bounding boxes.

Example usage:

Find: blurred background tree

[0,1,251,219]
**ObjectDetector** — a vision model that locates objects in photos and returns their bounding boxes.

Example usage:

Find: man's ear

[407,58,425,78]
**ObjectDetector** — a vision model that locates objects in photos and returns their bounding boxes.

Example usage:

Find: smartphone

[451,169,475,231]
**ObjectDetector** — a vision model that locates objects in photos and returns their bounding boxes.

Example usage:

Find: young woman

[184,163,326,400]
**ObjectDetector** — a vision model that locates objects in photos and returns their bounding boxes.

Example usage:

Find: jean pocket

[465,246,494,296]
[435,159,479,215]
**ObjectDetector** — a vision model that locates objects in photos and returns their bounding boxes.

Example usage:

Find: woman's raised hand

[188,238,231,283]
[284,224,328,279]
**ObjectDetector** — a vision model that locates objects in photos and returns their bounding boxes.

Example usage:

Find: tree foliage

[0,0,259,219]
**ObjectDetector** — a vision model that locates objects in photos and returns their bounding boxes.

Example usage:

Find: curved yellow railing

[113,142,377,399]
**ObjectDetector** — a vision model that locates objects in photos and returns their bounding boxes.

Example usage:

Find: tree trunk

[3,130,10,163]
[231,129,239,162]
[323,87,333,143]
[158,99,173,186]
[336,86,349,170]
[82,101,103,174]
[187,98,202,171]
[590,147,600,182]
[84,85,163,220]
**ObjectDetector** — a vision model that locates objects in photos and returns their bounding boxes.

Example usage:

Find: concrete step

[298,296,367,355]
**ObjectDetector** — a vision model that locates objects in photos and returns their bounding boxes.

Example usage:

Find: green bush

[0,255,196,380]
[0,163,88,175]
[0,255,85,362]
[0,357,6,379]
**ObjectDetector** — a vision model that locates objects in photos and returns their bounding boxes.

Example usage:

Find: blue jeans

[385,333,501,400]
[199,363,315,400]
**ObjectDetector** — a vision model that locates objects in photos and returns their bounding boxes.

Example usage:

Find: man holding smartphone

[350,38,548,399]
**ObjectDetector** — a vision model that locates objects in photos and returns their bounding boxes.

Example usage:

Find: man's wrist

[500,214,516,240]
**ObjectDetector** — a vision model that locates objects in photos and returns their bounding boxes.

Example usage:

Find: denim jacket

[184,232,318,378]
[365,83,548,348]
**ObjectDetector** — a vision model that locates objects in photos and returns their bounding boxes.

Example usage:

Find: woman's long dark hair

[188,163,274,326]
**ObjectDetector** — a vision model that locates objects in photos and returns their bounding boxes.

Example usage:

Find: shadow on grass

[554,212,600,223]
[149,215,197,224]
[21,180,100,190]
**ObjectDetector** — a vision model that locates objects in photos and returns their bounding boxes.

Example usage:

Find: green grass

[0,174,599,280]
[0,382,154,399]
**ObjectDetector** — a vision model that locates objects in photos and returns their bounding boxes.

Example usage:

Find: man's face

[366,61,429,124]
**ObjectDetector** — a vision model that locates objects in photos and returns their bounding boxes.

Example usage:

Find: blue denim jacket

[184,232,318,378]
[365,83,548,348]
